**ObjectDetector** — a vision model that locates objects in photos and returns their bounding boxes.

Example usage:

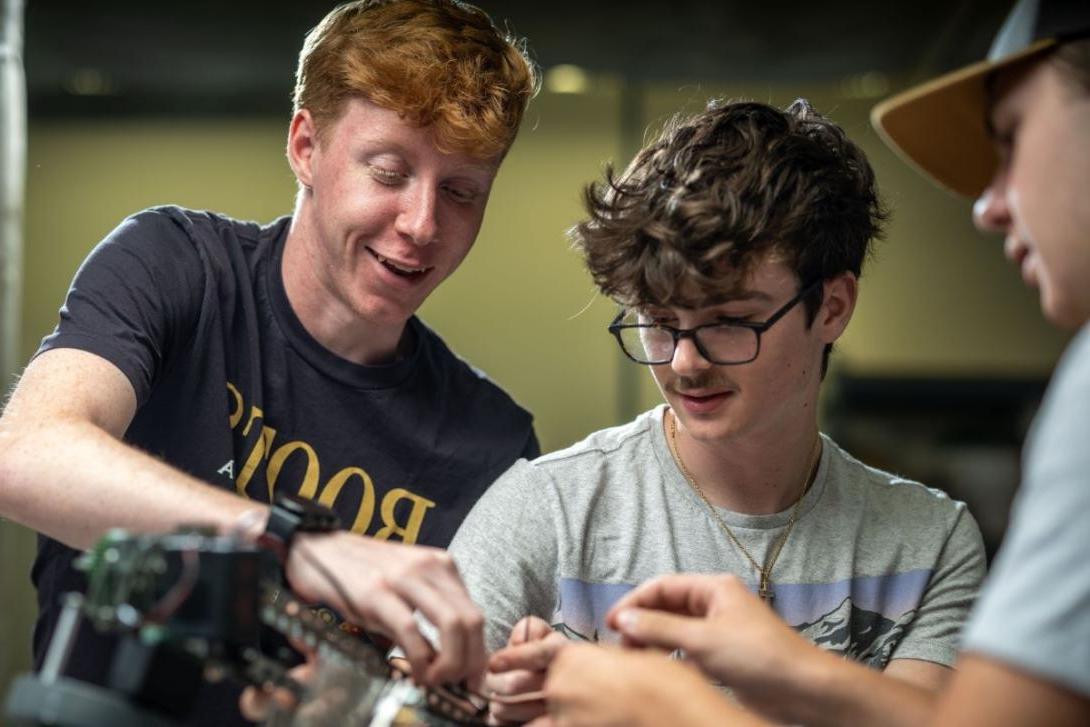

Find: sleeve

[520,428,542,460]
[35,209,207,405]
[960,327,1090,698]
[448,459,559,652]
[888,503,987,667]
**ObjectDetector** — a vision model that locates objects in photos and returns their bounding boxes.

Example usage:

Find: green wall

[0,77,1069,694]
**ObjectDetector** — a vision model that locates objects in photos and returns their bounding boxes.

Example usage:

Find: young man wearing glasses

[447,98,985,722]
[525,3,1090,726]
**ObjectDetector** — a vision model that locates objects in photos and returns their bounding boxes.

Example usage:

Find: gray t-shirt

[450,406,985,669]
[962,323,1090,697]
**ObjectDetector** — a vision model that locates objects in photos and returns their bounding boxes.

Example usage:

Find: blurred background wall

[1,0,1068,696]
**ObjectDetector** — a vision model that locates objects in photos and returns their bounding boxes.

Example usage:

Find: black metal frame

[608,279,823,365]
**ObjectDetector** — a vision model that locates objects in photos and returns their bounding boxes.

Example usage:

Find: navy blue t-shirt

[30,206,539,723]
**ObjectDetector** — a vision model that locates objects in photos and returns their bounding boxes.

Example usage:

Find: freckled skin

[283,98,500,362]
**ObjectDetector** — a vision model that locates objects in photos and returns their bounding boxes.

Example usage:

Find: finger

[489,632,567,673]
[239,686,271,722]
[510,615,553,646]
[358,588,438,681]
[610,607,703,654]
[392,563,486,687]
[605,574,728,627]
[490,685,548,725]
[387,655,411,675]
[486,666,547,722]
[487,667,547,697]
[239,681,299,722]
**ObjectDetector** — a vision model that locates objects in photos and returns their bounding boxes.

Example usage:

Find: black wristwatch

[258,493,341,565]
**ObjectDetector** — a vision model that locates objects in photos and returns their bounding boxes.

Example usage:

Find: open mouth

[367,247,433,279]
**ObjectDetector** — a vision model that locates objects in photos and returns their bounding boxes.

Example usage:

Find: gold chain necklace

[666,410,820,604]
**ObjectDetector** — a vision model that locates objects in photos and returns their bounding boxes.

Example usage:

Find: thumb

[613,607,701,652]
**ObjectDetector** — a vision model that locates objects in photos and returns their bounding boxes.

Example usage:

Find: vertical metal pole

[615,80,644,424]
[1,0,26,389]
[0,0,26,695]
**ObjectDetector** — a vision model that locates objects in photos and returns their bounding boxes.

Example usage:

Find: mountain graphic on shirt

[551,621,595,642]
[796,596,915,668]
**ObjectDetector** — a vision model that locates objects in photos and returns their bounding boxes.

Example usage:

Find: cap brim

[871,38,1055,198]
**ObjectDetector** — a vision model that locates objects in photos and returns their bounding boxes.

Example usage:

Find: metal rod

[0,0,26,390]
[39,593,85,684]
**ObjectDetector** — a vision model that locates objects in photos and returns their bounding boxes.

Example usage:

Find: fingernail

[616,608,637,631]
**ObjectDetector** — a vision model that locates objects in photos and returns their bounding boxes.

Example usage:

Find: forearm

[0,416,261,550]
[669,684,770,727]
[769,650,937,727]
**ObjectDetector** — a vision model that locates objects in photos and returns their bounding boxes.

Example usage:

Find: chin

[353,293,417,328]
[675,411,741,443]
[1042,301,1088,330]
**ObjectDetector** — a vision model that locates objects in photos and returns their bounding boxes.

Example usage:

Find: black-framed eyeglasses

[608,279,823,366]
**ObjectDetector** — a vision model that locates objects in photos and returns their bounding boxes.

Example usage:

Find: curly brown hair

[573,98,888,320]
[293,0,539,160]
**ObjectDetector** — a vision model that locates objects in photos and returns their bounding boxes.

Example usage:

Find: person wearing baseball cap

[870,0,1090,723]
[517,2,1090,726]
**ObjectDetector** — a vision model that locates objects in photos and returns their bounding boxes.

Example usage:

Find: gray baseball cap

[872,0,1090,197]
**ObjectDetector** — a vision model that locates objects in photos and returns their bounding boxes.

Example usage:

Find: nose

[396,182,439,246]
[972,170,1012,235]
[670,335,712,376]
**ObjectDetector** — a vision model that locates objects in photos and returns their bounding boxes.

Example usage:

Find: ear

[817,272,858,344]
[286,109,318,188]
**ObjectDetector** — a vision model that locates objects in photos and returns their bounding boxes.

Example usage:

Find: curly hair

[573,98,888,319]
[293,0,539,160]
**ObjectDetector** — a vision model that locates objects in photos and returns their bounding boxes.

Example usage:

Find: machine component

[2,527,488,726]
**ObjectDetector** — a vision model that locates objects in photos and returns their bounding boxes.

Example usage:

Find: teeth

[374,252,427,274]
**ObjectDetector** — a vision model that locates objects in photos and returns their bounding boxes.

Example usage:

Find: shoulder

[469,409,663,514]
[1026,323,1090,458]
[112,205,273,254]
[517,408,663,483]
[823,437,971,524]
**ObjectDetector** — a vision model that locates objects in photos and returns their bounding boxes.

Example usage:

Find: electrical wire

[144,546,200,624]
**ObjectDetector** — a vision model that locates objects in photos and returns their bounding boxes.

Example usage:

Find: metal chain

[666,410,820,601]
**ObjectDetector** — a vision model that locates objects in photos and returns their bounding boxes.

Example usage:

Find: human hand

[533,643,752,727]
[486,615,566,724]
[238,639,317,722]
[284,531,486,688]
[240,645,389,724]
[605,573,823,719]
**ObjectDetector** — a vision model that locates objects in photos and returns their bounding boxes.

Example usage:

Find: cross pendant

[758,581,774,604]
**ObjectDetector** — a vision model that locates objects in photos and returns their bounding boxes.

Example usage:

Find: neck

[667,408,821,515]
[281,208,408,366]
